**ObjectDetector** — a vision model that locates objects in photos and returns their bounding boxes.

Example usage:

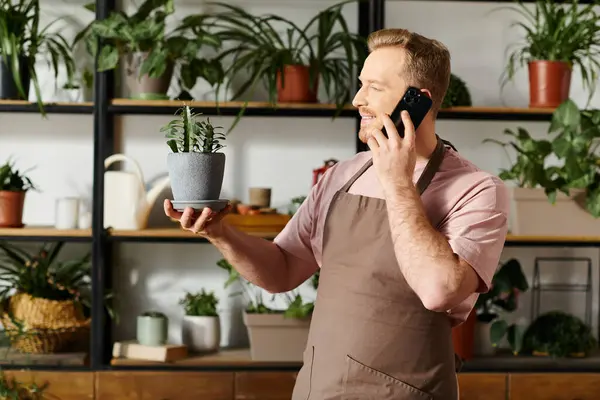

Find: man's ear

[420,88,432,99]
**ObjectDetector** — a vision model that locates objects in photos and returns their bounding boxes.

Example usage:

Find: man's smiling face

[352,46,410,144]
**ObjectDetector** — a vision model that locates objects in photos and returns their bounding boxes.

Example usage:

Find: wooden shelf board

[111,348,300,367]
[0,226,92,238]
[441,106,554,115]
[109,228,280,240]
[111,347,600,372]
[505,234,600,244]
[111,98,355,111]
[0,348,87,366]
[0,100,93,107]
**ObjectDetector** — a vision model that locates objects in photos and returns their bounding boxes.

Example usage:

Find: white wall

[0,0,598,349]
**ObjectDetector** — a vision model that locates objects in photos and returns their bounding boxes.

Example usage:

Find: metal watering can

[104,154,170,230]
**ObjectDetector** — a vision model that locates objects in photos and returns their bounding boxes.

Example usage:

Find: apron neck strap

[340,135,448,195]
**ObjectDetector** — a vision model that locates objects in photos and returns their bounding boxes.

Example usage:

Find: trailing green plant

[0,370,47,399]
[179,289,219,317]
[161,105,226,153]
[521,311,597,357]
[216,258,315,317]
[0,241,115,320]
[475,258,529,354]
[77,0,224,98]
[497,0,600,103]
[0,159,35,192]
[441,74,472,108]
[0,0,76,116]
[207,0,367,109]
[484,99,600,217]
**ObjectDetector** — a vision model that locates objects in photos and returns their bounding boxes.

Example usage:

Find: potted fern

[208,1,366,107]
[0,241,114,353]
[162,105,227,211]
[500,0,600,108]
[179,289,220,353]
[217,258,315,361]
[0,159,35,228]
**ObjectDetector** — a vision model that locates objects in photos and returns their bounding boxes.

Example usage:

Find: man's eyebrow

[358,77,387,86]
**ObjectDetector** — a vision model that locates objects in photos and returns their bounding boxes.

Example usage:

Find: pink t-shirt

[274,146,510,326]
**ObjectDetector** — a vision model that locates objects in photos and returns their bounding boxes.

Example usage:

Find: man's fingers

[191,207,214,233]
[380,112,400,142]
[180,207,198,229]
[370,128,387,147]
[164,199,183,220]
[400,110,416,147]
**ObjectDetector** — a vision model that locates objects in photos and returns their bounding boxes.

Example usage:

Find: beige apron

[292,137,459,400]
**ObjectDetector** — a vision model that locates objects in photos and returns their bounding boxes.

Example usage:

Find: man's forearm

[385,183,463,311]
[209,224,314,293]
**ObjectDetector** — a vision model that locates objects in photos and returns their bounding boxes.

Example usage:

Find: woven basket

[0,293,91,354]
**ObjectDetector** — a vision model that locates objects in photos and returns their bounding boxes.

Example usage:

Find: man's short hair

[367,28,451,117]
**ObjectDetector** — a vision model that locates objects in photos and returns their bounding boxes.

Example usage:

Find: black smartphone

[383,86,432,138]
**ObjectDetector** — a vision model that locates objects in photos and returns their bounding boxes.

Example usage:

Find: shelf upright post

[355,0,385,153]
[91,0,116,370]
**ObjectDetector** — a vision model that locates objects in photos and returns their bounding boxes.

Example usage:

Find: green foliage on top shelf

[0,0,76,116]
[179,289,219,317]
[0,241,115,320]
[441,74,472,108]
[500,0,600,101]
[484,99,600,217]
[0,159,35,192]
[207,0,367,108]
[161,105,226,153]
[77,0,224,97]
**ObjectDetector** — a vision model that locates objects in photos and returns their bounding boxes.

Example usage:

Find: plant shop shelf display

[1,0,598,121]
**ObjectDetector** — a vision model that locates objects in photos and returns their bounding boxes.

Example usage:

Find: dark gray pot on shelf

[167,152,226,201]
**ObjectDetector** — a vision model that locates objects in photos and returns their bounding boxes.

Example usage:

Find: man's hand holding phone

[368,110,418,195]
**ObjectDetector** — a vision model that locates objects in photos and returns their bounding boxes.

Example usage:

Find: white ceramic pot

[182,315,221,353]
[473,321,495,356]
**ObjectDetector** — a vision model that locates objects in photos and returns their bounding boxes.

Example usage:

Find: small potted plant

[137,311,168,346]
[500,0,600,108]
[0,241,114,353]
[521,311,597,358]
[162,105,227,211]
[474,258,529,355]
[217,258,315,361]
[179,289,220,353]
[0,159,35,228]
[441,74,472,109]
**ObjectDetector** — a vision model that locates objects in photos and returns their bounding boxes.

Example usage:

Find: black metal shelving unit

[1,0,599,375]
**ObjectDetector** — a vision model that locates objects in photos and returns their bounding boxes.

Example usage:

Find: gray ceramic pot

[167,152,226,201]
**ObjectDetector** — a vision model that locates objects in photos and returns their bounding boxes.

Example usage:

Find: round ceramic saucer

[170,199,229,212]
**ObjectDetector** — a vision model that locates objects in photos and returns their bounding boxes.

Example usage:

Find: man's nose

[352,87,366,108]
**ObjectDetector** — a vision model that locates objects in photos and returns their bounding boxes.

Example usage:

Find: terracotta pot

[276,65,318,103]
[528,60,572,108]
[452,309,476,361]
[0,190,25,228]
